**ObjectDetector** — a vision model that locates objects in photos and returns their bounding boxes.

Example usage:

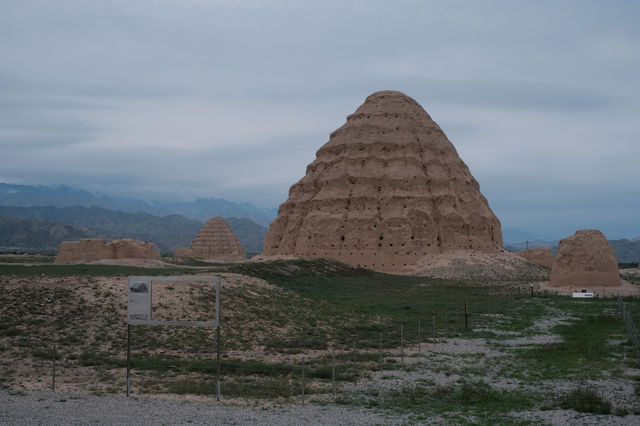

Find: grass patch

[558,386,611,414]
[339,380,534,421]
[515,309,622,380]
[0,255,55,264]
[0,264,194,277]
[226,259,527,346]
[78,351,301,377]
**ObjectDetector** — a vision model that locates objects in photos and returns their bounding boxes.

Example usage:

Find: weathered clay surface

[56,238,159,263]
[264,90,502,273]
[175,216,245,261]
[549,229,620,287]
[174,247,194,258]
[517,247,553,269]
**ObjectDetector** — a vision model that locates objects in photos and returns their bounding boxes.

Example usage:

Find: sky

[1,0,639,240]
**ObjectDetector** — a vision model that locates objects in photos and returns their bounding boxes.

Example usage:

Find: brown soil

[516,247,553,269]
[550,229,620,287]
[56,239,160,263]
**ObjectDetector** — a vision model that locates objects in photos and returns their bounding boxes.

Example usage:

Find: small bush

[0,327,21,337]
[559,386,611,414]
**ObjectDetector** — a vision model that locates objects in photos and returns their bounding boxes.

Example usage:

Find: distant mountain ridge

[0,205,267,255]
[0,183,277,227]
[0,214,90,251]
[506,238,640,263]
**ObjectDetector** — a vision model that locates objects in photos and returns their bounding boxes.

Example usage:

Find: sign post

[126,276,221,397]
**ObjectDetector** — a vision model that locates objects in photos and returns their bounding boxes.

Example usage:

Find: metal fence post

[126,325,131,397]
[379,332,383,369]
[617,298,640,357]
[400,324,404,363]
[216,277,221,402]
[464,299,468,328]
[432,315,435,339]
[444,313,448,337]
[216,325,221,402]
[332,346,336,396]
[353,341,357,386]
[51,344,56,392]
[301,358,305,405]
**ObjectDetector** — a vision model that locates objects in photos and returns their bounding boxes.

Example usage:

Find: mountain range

[0,183,637,262]
[0,205,267,255]
[0,183,277,227]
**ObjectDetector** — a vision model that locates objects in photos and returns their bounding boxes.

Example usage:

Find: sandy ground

[254,249,551,281]
[410,249,550,280]
[535,279,640,297]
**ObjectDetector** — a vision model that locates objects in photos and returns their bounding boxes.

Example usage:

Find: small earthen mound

[174,247,194,258]
[175,216,245,261]
[517,247,553,269]
[263,90,502,273]
[549,229,620,288]
[56,238,159,263]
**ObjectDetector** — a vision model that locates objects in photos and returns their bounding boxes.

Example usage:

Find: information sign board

[127,279,152,321]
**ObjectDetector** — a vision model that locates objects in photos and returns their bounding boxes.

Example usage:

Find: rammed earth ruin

[550,229,620,288]
[264,90,502,273]
[175,216,245,261]
[56,238,159,263]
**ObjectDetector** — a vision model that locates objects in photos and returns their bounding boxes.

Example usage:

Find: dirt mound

[264,90,502,273]
[517,247,553,268]
[56,238,159,263]
[549,229,620,287]
[175,216,245,261]
[411,249,549,281]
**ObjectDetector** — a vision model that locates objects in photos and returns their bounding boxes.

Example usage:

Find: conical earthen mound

[177,216,245,261]
[549,229,620,287]
[264,90,502,272]
[517,247,553,269]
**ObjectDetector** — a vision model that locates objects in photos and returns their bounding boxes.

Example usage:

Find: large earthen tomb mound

[264,90,502,273]
[56,238,159,263]
[549,229,620,288]
[175,216,245,261]
[517,247,553,269]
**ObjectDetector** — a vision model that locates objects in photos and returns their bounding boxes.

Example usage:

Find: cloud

[0,0,638,238]
[486,176,640,240]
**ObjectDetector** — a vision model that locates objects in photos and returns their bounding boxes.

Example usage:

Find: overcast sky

[1,0,639,240]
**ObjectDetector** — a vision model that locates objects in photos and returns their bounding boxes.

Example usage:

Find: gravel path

[517,409,640,425]
[0,389,408,425]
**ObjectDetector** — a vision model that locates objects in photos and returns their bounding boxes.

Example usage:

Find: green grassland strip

[505,298,628,382]
[337,380,539,425]
[0,263,192,277]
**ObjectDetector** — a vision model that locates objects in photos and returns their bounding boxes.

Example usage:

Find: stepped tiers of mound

[264,90,502,273]
[549,230,620,287]
[175,216,245,261]
[56,239,159,263]
[517,247,553,269]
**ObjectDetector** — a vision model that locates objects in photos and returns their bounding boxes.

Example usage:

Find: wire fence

[25,293,529,401]
[618,296,640,356]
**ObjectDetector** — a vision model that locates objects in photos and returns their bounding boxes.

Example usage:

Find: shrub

[559,386,611,414]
